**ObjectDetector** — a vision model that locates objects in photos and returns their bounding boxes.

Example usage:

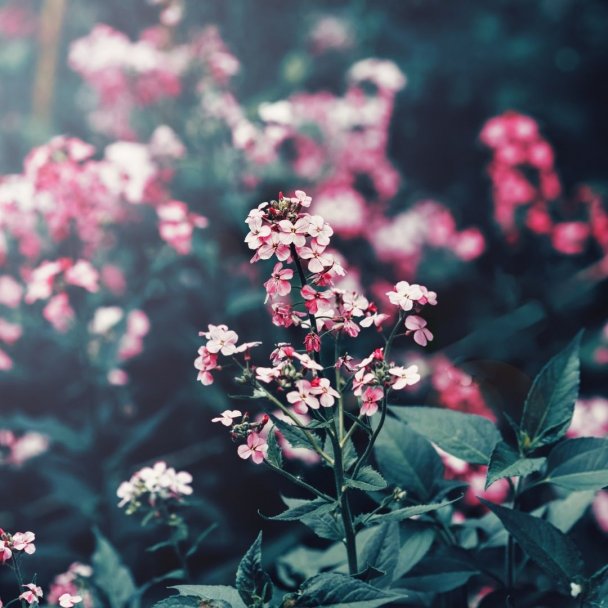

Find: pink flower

[287,379,320,414]
[64,260,99,293]
[211,410,242,427]
[264,263,293,300]
[255,366,282,384]
[386,281,424,311]
[19,584,43,605]
[291,189,312,207]
[237,432,268,464]
[389,365,421,390]
[278,218,309,247]
[194,346,218,385]
[43,293,75,332]
[12,531,35,554]
[0,540,12,564]
[293,352,323,371]
[304,332,321,353]
[301,284,331,314]
[257,232,290,262]
[405,315,433,346]
[244,218,271,250]
[352,368,375,396]
[59,594,83,608]
[298,241,333,273]
[361,386,383,416]
[204,324,239,356]
[307,215,333,246]
[310,378,340,407]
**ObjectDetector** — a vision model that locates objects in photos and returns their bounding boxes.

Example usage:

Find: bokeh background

[0,0,606,603]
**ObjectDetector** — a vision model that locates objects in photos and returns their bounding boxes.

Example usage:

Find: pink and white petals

[211,410,242,427]
[389,365,421,390]
[237,432,268,464]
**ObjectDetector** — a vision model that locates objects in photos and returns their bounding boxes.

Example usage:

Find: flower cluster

[47,563,92,608]
[117,461,193,516]
[0,529,36,564]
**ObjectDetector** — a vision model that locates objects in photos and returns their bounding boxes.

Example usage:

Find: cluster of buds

[116,461,193,516]
[0,529,36,564]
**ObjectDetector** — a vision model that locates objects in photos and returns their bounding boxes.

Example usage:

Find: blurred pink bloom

[19,584,43,605]
[43,293,75,333]
[59,594,83,608]
[0,275,23,307]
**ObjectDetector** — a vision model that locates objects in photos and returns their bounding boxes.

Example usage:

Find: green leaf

[545,492,595,533]
[374,419,443,501]
[519,333,581,451]
[346,466,387,491]
[479,499,585,589]
[400,557,479,593]
[172,586,246,608]
[288,572,405,607]
[92,531,137,608]
[392,523,436,580]
[266,428,283,468]
[390,406,500,465]
[301,511,344,541]
[582,564,608,607]
[235,532,273,606]
[545,437,608,492]
[152,597,201,608]
[363,498,460,525]
[358,522,399,588]
[269,414,319,451]
[485,442,546,489]
[265,497,335,521]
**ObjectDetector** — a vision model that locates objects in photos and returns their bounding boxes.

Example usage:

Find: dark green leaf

[400,557,478,593]
[358,522,399,588]
[92,531,137,608]
[479,499,585,588]
[519,333,581,451]
[545,492,595,533]
[172,586,246,608]
[390,406,500,464]
[152,597,201,608]
[289,572,405,607]
[364,498,460,525]
[346,466,387,491]
[374,419,443,501]
[582,564,608,607]
[301,510,344,541]
[236,532,273,606]
[264,497,335,521]
[545,437,608,492]
[392,523,436,580]
[266,428,283,468]
[270,414,319,451]
[486,442,546,489]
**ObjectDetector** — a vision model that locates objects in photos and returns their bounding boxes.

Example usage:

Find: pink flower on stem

[244,218,271,250]
[257,232,290,262]
[255,366,282,384]
[12,531,35,554]
[361,386,383,416]
[59,594,83,608]
[19,584,43,605]
[405,315,434,346]
[386,281,424,311]
[204,324,239,356]
[211,410,242,426]
[293,352,323,371]
[352,368,375,396]
[278,218,309,247]
[307,215,333,246]
[194,346,219,385]
[287,379,320,414]
[389,365,421,390]
[264,263,293,300]
[291,189,312,207]
[418,286,438,306]
[237,432,268,464]
[310,378,340,407]
[298,241,334,273]
[304,332,321,353]
[301,285,331,314]
[0,540,12,564]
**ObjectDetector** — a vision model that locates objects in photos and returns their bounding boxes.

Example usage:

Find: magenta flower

[405,315,434,346]
[361,386,383,416]
[12,531,35,554]
[211,410,242,427]
[287,379,320,414]
[237,432,268,464]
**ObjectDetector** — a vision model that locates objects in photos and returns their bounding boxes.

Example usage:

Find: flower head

[237,432,268,464]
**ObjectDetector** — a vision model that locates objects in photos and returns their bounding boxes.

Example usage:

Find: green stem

[506,477,521,603]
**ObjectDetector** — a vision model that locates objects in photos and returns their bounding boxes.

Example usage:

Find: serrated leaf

[92,531,137,608]
[486,442,546,489]
[364,497,460,525]
[172,586,246,608]
[545,437,608,492]
[520,333,581,451]
[390,406,500,465]
[265,496,335,521]
[236,532,273,606]
[374,419,443,501]
[479,499,585,588]
[346,466,387,491]
[269,414,319,451]
[358,522,399,588]
[289,572,405,607]
[400,557,479,593]
[301,510,344,541]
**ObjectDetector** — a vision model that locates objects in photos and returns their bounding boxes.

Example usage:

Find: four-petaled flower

[0,540,11,564]
[310,378,340,407]
[389,364,421,390]
[19,584,43,605]
[405,315,433,346]
[12,531,36,554]
[237,432,268,464]
[361,386,383,416]
[264,262,293,301]
[211,410,242,426]
[204,324,239,356]
[287,379,320,414]
[386,281,424,311]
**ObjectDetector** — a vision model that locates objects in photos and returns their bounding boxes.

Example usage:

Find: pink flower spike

[59,594,83,608]
[237,432,268,464]
[405,315,434,346]
[211,410,242,426]
[389,365,421,390]
[12,531,35,554]
[361,386,383,416]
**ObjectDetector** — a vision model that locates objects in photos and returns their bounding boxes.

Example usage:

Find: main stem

[506,477,521,605]
[290,244,358,574]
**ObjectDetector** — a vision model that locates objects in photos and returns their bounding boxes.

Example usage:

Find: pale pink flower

[64,260,99,293]
[310,378,340,407]
[298,241,333,273]
[293,352,323,371]
[389,365,421,390]
[0,540,11,564]
[291,189,312,207]
[237,432,268,464]
[194,346,218,385]
[211,410,242,426]
[264,263,293,300]
[418,286,437,306]
[257,232,290,261]
[307,215,333,246]
[19,584,43,605]
[360,312,389,328]
[352,368,375,396]
[386,281,424,311]
[361,386,383,416]
[287,379,320,414]
[43,293,75,332]
[277,218,309,247]
[301,284,331,314]
[0,275,23,308]
[12,531,35,554]
[244,218,271,250]
[204,324,239,356]
[255,366,282,384]
[59,594,83,608]
[405,315,433,346]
